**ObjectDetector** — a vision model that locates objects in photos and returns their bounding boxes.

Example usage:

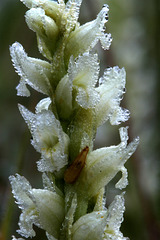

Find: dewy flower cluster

[9,0,139,239]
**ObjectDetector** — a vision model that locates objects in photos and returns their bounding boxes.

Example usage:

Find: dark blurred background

[0,0,160,239]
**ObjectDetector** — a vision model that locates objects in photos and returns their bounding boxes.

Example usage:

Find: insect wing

[64,146,89,184]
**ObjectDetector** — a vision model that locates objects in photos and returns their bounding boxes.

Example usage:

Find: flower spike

[9,0,138,239]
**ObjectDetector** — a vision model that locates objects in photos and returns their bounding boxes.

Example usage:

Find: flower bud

[71,211,107,240]
[25,8,59,60]
[20,0,59,21]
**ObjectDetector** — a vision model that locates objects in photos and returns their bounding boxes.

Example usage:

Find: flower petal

[10,42,52,96]
[9,174,39,238]
[104,194,128,240]
[95,66,130,127]
[35,97,52,114]
[63,0,82,33]
[72,211,107,240]
[31,189,65,238]
[68,53,100,109]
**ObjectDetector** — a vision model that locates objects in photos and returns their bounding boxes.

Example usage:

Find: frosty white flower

[21,0,82,34]
[10,0,113,93]
[95,66,130,127]
[71,211,107,240]
[68,53,100,109]
[20,0,84,61]
[64,5,112,64]
[9,174,65,239]
[71,194,128,240]
[55,52,100,119]
[18,104,70,174]
[10,42,52,97]
[75,127,139,199]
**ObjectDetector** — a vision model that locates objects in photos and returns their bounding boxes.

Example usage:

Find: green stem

[74,196,88,221]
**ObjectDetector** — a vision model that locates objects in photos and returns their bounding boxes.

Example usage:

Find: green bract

[10,0,139,240]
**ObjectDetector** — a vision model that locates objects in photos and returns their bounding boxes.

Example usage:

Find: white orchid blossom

[9,174,65,239]
[10,42,52,96]
[18,104,70,175]
[75,127,139,199]
[95,66,130,126]
[9,0,139,239]
[55,52,100,119]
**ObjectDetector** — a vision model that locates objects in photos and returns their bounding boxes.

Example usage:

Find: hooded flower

[64,4,112,64]
[10,42,52,97]
[75,127,139,200]
[18,103,70,175]
[55,52,100,119]
[9,174,65,239]
[71,211,108,240]
[70,194,128,240]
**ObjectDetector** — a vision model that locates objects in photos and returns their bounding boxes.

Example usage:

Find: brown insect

[64,146,89,184]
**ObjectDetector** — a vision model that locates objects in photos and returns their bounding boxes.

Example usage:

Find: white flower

[10,42,52,96]
[95,66,130,127]
[20,0,60,23]
[25,7,59,60]
[71,211,108,240]
[62,66,130,161]
[21,0,82,33]
[20,0,112,68]
[75,127,139,199]
[55,52,100,119]
[9,174,65,239]
[20,0,84,60]
[70,194,128,240]
[18,104,70,174]
[68,53,100,109]
[64,5,112,64]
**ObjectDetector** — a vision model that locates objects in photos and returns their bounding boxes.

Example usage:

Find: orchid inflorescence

[9,0,139,239]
